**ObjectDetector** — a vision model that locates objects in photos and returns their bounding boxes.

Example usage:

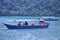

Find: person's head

[19,21,21,23]
[25,21,27,22]
[40,21,44,23]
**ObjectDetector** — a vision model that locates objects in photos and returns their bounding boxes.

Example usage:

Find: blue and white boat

[3,23,49,29]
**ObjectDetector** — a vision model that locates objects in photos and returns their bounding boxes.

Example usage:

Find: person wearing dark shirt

[18,21,21,26]
[24,21,28,25]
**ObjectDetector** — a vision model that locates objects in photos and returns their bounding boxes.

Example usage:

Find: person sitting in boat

[32,24,35,26]
[18,21,21,26]
[23,21,28,26]
[39,18,46,26]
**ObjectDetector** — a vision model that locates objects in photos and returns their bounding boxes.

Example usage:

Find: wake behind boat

[3,23,49,29]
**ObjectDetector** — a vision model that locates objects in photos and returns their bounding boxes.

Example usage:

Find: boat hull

[4,23,49,29]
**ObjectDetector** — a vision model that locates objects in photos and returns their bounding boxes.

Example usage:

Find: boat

[3,23,49,29]
[40,17,58,21]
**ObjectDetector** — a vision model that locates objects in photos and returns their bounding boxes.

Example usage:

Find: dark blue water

[0,16,60,40]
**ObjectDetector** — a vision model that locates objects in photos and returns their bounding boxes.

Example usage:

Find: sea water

[0,16,60,40]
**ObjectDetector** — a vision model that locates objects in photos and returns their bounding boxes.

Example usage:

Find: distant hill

[0,0,60,16]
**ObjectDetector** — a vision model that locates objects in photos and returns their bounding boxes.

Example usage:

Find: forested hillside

[0,0,60,16]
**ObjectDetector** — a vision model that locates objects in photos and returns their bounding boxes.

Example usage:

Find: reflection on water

[0,16,60,40]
